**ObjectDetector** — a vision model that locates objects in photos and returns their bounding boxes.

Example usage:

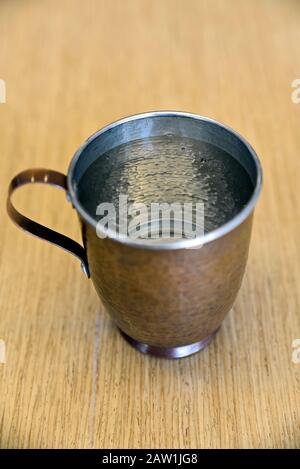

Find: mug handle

[7,168,90,277]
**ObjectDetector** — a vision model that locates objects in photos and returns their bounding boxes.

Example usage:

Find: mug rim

[67,111,263,249]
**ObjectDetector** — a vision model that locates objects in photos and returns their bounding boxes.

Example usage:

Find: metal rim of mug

[67,111,263,250]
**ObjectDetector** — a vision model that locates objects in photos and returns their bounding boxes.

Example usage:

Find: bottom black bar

[0,449,297,464]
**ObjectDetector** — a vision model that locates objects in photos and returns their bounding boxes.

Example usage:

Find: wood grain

[0,0,300,448]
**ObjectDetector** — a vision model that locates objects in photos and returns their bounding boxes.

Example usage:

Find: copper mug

[7,112,262,358]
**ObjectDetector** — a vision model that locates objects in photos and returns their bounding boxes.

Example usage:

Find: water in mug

[77,135,253,239]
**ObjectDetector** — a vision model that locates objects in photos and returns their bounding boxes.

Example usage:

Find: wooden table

[0,0,299,449]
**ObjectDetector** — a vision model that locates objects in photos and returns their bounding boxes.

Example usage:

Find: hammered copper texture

[82,215,253,348]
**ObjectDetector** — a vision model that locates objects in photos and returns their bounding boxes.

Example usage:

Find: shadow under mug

[7,112,262,358]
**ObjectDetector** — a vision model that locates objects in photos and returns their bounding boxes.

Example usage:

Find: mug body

[67,112,262,358]
[83,215,252,357]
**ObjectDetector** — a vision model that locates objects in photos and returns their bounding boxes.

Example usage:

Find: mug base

[120,329,219,359]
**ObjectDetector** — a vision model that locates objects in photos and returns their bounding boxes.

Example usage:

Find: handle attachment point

[7,168,90,278]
